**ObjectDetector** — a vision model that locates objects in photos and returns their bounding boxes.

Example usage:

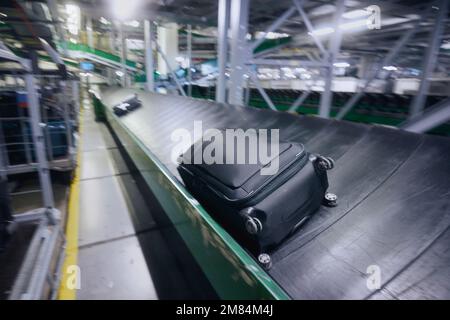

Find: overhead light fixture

[342,9,371,19]
[115,70,124,77]
[383,66,398,71]
[339,19,368,31]
[333,62,350,68]
[441,42,450,49]
[0,12,7,17]
[308,27,335,36]
[112,0,139,21]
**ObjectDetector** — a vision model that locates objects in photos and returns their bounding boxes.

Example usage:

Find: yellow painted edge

[57,101,83,300]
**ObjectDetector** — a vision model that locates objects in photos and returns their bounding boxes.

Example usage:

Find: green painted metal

[66,43,140,69]
[253,36,292,54]
[99,95,290,300]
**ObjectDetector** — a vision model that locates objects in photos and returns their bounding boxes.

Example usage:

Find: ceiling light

[342,9,370,19]
[383,66,398,71]
[0,12,7,17]
[339,19,368,30]
[441,42,450,49]
[112,0,139,21]
[334,62,350,68]
[308,27,335,36]
[115,70,124,77]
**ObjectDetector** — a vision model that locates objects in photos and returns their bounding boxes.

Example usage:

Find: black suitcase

[177,130,335,255]
[121,94,142,111]
[113,103,128,116]
[124,97,142,111]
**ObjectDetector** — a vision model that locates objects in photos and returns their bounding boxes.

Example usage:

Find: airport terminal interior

[0,0,449,300]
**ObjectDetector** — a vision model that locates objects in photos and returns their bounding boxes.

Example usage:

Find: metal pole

[46,0,68,56]
[336,18,423,120]
[71,80,80,116]
[228,0,250,105]
[154,40,187,96]
[409,0,448,118]
[118,23,127,87]
[59,81,74,151]
[86,16,94,49]
[216,0,231,103]
[318,0,345,118]
[288,90,311,112]
[144,20,155,92]
[248,70,277,111]
[293,0,327,57]
[187,24,193,97]
[24,74,55,216]
[402,97,450,133]
[250,6,296,52]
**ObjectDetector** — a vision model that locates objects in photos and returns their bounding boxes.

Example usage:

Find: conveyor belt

[100,88,450,300]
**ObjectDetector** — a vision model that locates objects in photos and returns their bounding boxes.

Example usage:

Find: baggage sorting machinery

[97,87,450,300]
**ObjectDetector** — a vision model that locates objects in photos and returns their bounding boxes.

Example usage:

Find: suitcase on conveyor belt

[177,130,335,259]
[122,94,142,111]
[113,103,128,116]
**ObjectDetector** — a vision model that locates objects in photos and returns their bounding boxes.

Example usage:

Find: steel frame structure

[220,0,346,118]
[0,41,66,300]
[144,20,155,92]
[214,0,449,132]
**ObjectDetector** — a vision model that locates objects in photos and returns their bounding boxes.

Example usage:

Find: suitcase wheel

[245,216,263,235]
[316,156,335,171]
[323,192,338,207]
[258,253,272,270]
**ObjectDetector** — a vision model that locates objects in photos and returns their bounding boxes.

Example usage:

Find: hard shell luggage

[177,130,335,254]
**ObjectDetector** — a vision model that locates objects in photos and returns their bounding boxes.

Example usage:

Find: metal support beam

[144,20,155,92]
[216,0,230,103]
[187,24,193,97]
[288,90,311,112]
[250,6,297,52]
[402,97,450,133]
[335,18,423,120]
[319,0,345,118]
[154,39,187,96]
[228,0,250,105]
[71,80,80,116]
[248,70,277,111]
[46,0,68,56]
[118,23,127,87]
[409,0,448,118]
[24,74,55,217]
[292,0,327,57]
[86,16,94,49]
[59,82,74,154]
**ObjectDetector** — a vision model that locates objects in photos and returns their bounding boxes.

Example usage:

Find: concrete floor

[2,88,217,300]
[75,91,216,300]
[75,94,158,300]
